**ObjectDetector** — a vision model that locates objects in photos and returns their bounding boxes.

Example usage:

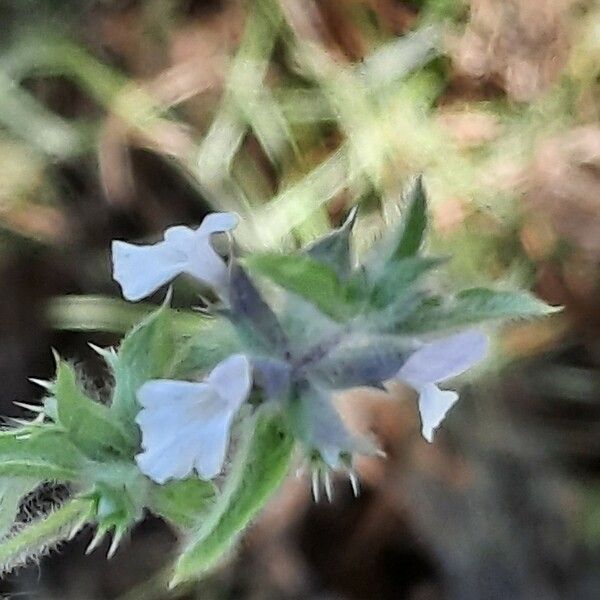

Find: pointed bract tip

[324,471,334,503]
[311,469,321,503]
[13,401,43,413]
[349,471,360,497]
[88,343,117,365]
[29,377,53,391]
[343,205,359,229]
[169,573,183,590]
[68,515,88,541]
[50,348,61,367]
[107,528,124,559]
[86,528,106,555]
[162,286,174,307]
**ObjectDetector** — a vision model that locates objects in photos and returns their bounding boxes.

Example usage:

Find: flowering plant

[0,179,555,586]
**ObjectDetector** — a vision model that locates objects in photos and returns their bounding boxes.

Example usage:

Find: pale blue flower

[397,330,488,442]
[135,354,251,484]
[112,212,238,301]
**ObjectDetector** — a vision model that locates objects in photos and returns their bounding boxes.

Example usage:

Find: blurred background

[0,0,599,598]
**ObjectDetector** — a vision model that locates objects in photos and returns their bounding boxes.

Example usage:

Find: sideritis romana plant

[0,178,557,586]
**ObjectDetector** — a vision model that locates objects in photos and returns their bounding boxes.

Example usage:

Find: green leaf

[0,478,39,538]
[304,206,358,279]
[149,478,216,529]
[169,318,242,379]
[111,303,175,439]
[54,361,133,459]
[366,176,427,276]
[246,253,353,321]
[171,411,294,586]
[403,287,560,332]
[369,256,444,309]
[0,428,84,481]
[390,175,427,260]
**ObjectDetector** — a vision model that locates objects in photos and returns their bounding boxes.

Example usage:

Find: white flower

[397,330,488,442]
[135,354,251,484]
[112,212,238,301]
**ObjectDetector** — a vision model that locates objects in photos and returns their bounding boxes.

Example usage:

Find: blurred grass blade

[46,295,205,335]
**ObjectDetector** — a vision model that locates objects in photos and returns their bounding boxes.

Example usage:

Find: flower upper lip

[111,212,239,302]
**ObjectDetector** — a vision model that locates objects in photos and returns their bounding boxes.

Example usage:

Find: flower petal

[112,213,239,302]
[207,354,252,410]
[398,329,488,387]
[198,212,239,235]
[182,213,239,293]
[135,379,238,483]
[417,383,458,442]
[192,414,233,479]
[111,240,187,301]
[163,225,195,249]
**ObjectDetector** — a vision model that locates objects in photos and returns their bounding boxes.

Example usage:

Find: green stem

[0,498,94,575]
[46,294,207,335]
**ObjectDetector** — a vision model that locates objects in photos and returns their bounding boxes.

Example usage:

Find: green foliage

[247,253,355,321]
[0,498,94,576]
[0,479,39,538]
[0,428,84,480]
[403,287,560,332]
[53,361,133,459]
[110,302,175,439]
[170,319,243,379]
[305,207,357,278]
[368,256,444,310]
[149,478,216,529]
[171,411,294,586]
[391,176,428,260]
[0,426,86,544]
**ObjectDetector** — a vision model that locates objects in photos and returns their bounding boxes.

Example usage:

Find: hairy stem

[0,497,94,575]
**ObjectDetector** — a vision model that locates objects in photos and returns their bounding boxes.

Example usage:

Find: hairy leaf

[403,288,560,332]
[366,176,427,275]
[54,361,133,459]
[111,303,175,440]
[170,318,242,378]
[0,428,84,481]
[246,253,353,321]
[369,256,444,309]
[0,479,39,539]
[0,498,94,576]
[171,411,294,586]
[149,478,216,529]
[304,206,358,279]
[393,176,427,259]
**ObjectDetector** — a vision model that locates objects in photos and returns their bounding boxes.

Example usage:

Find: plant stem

[0,497,93,575]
